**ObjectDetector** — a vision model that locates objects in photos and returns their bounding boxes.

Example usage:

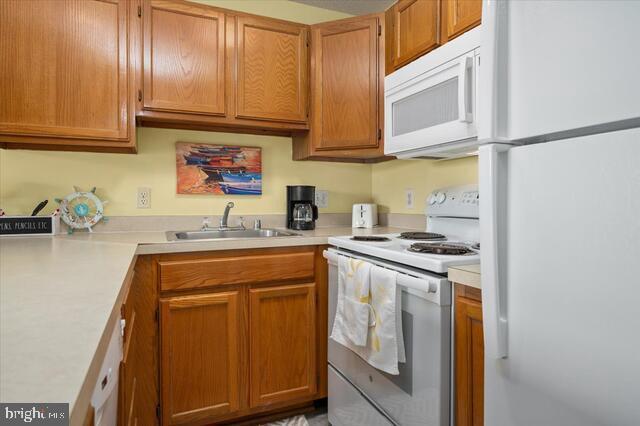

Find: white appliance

[352,203,378,228]
[479,1,640,426]
[90,320,123,426]
[327,185,480,426]
[384,27,481,159]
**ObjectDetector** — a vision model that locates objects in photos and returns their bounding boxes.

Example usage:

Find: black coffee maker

[286,185,318,230]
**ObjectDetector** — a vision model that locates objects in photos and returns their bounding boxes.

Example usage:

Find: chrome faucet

[218,202,245,230]
[220,202,234,229]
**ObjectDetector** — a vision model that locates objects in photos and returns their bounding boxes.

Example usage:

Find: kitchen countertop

[448,264,481,289]
[0,237,138,425]
[0,225,409,423]
[59,226,408,255]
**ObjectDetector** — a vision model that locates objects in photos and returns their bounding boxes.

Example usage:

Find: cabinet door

[160,292,240,425]
[143,0,226,116]
[119,288,138,426]
[236,17,308,123]
[455,289,484,426]
[314,18,380,151]
[442,0,482,42]
[392,0,440,68]
[249,283,316,407]
[0,0,130,141]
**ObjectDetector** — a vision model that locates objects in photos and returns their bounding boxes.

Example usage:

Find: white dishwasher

[90,320,123,426]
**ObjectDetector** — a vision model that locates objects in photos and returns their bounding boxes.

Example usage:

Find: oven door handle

[323,249,337,265]
[323,250,437,294]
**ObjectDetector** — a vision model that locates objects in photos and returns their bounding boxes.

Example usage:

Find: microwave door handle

[458,55,474,123]
[479,143,510,359]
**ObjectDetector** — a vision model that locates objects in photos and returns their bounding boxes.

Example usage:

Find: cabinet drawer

[159,249,315,292]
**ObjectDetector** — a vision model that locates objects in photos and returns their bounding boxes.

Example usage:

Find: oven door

[384,50,479,158]
[327,248,451,426]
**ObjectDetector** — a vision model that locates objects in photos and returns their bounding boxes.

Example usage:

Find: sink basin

[166,228,301,241]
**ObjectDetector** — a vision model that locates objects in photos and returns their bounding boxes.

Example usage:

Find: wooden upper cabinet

[0,0,135,151]
[385,0,481,73]
[143,0,226,116]
[249,283,317,407]
[442,0,482,42]
[293,15,385,162]
[316,18,379,151]
[236,17,309,123]
[160,292,240,425]
[392,0,440,68]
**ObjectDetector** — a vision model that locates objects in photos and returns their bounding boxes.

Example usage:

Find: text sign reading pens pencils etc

[0,216,56,235]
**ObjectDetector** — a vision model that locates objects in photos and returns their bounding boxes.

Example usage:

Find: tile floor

[263,411,328,426]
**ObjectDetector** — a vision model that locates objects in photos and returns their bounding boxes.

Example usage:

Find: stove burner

[407,242,475,255]
[351,236,392,242]
[398,232,446,241]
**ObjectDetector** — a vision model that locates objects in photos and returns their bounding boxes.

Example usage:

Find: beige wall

[371,157,478,214]
[194,0,351,23]
[0,128,373,216]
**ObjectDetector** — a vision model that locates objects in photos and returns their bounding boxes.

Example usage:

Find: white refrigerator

[478,1,640,426]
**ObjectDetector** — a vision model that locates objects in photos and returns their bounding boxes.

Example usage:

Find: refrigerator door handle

[477,0,510,144]
[458,55,474,123]
[480,143,510,358]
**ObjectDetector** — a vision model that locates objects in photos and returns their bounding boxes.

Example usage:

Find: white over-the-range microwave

[385,26,481,159]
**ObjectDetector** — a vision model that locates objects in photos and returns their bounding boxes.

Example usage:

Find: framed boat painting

[176,142,262,195]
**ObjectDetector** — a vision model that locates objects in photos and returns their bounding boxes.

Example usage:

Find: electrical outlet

[315,190,329,209]
[405,188,415,209]
[137,187,151,209]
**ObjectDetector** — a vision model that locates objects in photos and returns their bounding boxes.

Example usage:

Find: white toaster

[352,204,378,228]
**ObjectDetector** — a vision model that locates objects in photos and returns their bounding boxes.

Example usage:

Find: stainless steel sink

[166,228,301,241]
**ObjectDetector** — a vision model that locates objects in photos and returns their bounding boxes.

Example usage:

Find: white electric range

[329,184,479,274]
[326,184,479,426]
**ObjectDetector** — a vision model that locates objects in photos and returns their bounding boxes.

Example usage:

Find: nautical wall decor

[55,187,108,233]
[176,142,262,195]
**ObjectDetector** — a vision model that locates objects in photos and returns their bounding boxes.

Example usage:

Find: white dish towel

[357,265,406,375]
[331,257,406,375]
[331,255,374,347]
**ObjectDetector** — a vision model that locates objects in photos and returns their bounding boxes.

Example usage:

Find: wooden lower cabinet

[454,284,484,426]
[160,292,241,425]
[119,257,159,426]
[249,283,316,407]
[151,246,327,425]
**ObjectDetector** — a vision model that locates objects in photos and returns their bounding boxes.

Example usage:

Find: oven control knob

[436,192,446,204]
[428,194,437,205]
